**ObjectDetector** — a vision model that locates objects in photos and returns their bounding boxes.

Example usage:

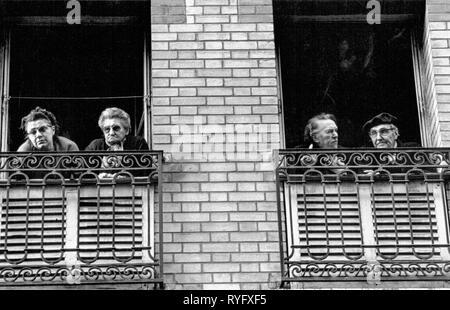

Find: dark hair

[304,113,337,145]
[20,106,59,134]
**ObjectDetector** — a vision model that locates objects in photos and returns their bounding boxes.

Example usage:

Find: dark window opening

[9,26,143,151]
[274,1,425,148]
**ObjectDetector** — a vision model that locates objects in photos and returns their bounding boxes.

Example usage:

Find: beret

[362,112,399,133]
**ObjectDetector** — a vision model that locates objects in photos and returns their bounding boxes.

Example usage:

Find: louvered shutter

[371,181,439,259]
[0,185,67,265]
[0,182,154,284]
[78,186,146,264]
[285,178,446,279]
[295,181,363,261]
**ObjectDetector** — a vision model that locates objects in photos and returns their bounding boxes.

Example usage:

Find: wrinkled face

[312,119,339,149]
[26,119,55,151]
[102,118,129,146]
[369,124,398,148]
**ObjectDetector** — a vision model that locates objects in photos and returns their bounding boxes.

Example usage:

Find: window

[0,0,151,151]
[0,2,164,288]
[273,0,426,148]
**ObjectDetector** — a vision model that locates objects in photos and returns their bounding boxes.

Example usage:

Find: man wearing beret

[362,112,417,149]
[362,112,427,174]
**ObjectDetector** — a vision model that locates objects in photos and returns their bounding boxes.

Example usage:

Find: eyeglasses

[102,125,123,133]
[27,125,51,136]
[369,127,395,138]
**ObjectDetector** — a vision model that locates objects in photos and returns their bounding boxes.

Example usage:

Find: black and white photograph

[0,0,449,296]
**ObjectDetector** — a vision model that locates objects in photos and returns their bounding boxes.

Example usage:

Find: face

[102,118,129,146]
[312,119,338,149]
[369,124,398,148]
[26,119,55,151]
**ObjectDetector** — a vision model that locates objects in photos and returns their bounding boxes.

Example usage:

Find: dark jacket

[85,136,150,178]
[290,144,347,177]
[364,140,436,175]
[85,136,149,151]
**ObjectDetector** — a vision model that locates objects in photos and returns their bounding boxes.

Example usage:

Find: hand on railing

[99,151,126,179]
[329,156,347,175]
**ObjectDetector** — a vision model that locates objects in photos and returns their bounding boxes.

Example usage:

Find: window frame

[273,5,428,148]
[0,31,10,153]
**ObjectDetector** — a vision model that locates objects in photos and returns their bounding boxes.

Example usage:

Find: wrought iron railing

[0,151,163,288]
[275,148,450,287]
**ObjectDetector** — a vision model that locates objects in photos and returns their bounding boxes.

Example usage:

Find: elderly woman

[86,107,149,179]
[18,106,79,152]
[86,107,149,151]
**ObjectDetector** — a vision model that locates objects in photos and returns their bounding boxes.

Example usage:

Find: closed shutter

[371,182,439,259]
[286,178,445,279]
[0,196,66,264]
[78,196,143,263]
[296,182,364,261]
[0,182,154,284]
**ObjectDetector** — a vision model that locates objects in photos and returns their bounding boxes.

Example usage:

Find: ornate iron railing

[0,151,164,288]
[275,148,450,287]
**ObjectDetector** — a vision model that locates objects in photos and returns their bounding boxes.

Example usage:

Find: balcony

[0,151,163,288]
[275,148,450,288]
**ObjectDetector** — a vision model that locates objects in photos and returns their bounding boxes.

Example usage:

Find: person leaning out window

[85,107,149,179]
[85,107,148,152]
[18,106,79,152]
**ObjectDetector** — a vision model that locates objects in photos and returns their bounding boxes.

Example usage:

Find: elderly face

[312,119,339,149]
[369,124,398,148]
[26,119,55,151]
[102,118,129,146]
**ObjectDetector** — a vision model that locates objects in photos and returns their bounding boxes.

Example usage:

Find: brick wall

[427,0,450,146]
[421,4,442,147]
[151,0,281,289]
[152,0,187,24]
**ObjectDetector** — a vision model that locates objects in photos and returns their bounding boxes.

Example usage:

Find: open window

[273,0,426,148]
[0,0,151,151]
[0,2,165,289]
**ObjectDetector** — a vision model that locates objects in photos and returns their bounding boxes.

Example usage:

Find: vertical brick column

[151,0,281,289]
[421,4,442,147]
[427,0,450,146]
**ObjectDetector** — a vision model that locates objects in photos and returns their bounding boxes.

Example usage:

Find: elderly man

[301,113,345,175]
[362,112,416,148]
[303,113,339,149]
[18,106,79,152]
[361,112,430,175]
